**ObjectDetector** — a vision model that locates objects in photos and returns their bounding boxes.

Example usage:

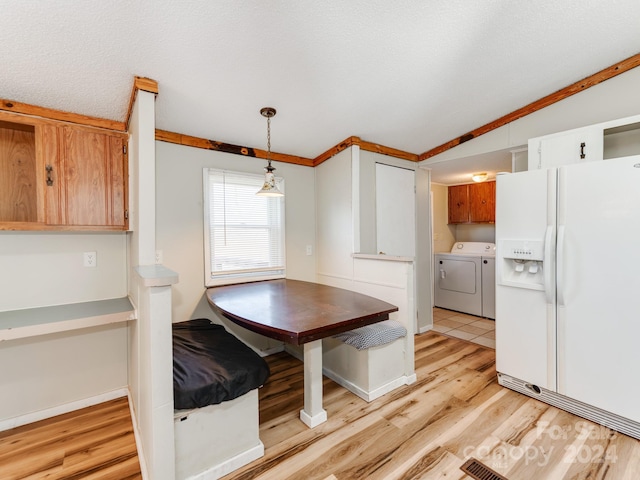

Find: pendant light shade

[256,107,284,197]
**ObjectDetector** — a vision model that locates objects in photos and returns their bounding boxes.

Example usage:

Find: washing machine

[434,242,495,318]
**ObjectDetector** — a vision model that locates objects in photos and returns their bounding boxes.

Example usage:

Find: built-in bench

[172,319,269,480]
[322,319,409,402]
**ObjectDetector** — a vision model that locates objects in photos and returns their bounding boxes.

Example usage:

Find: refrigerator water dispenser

[498,239,545,290]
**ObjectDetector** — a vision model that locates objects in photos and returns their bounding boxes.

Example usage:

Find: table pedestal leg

[299,339,327,428]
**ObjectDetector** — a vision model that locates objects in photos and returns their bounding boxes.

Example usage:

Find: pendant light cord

[266,114,272,167]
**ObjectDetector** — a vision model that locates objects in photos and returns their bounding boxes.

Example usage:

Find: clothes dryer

[434,242,495,317]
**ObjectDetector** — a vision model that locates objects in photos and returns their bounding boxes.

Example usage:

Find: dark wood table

[206,279,398,427]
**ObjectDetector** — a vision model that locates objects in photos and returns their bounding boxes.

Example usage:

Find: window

[203,168,285,286]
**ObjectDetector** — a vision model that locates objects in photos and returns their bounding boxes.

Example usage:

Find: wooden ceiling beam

[419,52,640,161]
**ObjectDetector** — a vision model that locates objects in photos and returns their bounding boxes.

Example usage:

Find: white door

[557,155,640,422]
[375,163,415,257]
[495,168,557,391]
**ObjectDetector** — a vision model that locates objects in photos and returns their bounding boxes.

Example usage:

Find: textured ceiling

[2,1,640,168]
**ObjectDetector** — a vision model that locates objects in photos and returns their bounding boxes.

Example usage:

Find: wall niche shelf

[0,297,136,341]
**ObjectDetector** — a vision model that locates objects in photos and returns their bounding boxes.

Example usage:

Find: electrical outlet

[155,250,163,265]
[306,245,313,256]
[83,251,97,267]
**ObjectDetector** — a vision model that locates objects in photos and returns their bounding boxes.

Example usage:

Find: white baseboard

[0,387,129,432]
[322,366,410,402]
[257,344,284,357]
[285,344,412,402]
[417,324,433,334]
[186,442,264,480]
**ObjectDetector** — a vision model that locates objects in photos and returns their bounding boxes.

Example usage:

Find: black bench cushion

[173,319,270,410]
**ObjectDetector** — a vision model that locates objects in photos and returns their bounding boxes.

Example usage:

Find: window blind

[204,169,285,285]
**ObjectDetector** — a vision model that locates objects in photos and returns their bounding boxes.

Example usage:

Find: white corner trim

[127,390,150,480]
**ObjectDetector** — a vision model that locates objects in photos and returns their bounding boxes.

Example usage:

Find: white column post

[299,339,327,428]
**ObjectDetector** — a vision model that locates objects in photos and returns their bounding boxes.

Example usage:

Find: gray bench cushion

[332,320,406,350]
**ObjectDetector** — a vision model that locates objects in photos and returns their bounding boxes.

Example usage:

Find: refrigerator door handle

[544,225,554,304]
[557,225,566,306]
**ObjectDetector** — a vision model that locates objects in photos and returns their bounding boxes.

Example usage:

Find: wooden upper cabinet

[0,119,41,224]
[0,111,128,231]
[447,184,469,224]
[48,126,128,228]
[448,181,495,224]
[468,181,495,223]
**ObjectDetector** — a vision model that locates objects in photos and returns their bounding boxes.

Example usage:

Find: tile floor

[432,307,496,349]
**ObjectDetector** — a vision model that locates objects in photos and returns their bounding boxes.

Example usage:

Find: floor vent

[460,458,508,480]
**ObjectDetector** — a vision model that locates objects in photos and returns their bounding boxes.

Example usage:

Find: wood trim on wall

[155,129,315,167]
[419,52,640,161]
[312,137,360,166]
[3,50,637,165]
[124,77,159,131]
[312,136,419,166]
[0,99,126,132]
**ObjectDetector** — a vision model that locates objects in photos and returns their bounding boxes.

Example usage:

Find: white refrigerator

[495,155,640,439]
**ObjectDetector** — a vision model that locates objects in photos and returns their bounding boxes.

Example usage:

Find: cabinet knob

[482,199,486,204]
[46,165,54,186]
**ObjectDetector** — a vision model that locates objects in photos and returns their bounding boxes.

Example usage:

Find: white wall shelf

[0,297,136,342]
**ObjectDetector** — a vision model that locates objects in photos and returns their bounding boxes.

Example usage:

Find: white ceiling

[2,1,640,171]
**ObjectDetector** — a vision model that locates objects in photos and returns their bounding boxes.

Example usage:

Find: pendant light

[256,107,284,197]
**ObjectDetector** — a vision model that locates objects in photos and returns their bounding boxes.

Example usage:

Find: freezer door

[495,169,557,391]
[557,155,640,422]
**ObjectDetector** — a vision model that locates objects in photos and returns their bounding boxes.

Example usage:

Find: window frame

[202,168,286,287]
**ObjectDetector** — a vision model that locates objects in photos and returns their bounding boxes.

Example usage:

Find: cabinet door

[0,120,39,223]
[528,127,603,170]
[54,126,127,228]
[469,181,495,223]
[448,184,469,224]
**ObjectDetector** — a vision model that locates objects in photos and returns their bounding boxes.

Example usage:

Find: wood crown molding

[124,76,159,131]
[0,99,126,131]
[419,51,640,161]
[155,129,315,167]
[312,137,419,166]
[0,75,159,133]
[3,49,637,163]
[159,52,639,166]
[155,130,419,168]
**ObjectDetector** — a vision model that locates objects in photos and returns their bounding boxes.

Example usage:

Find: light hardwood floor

[3,333,640,479]
[0,396,141,480]
[226,332,640,480]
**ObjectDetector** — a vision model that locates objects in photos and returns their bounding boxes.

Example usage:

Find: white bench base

[174,390,263,480]
[322,336,409,402]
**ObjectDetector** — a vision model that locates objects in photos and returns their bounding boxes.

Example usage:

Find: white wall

[431,183,455,253]
[155,141,316,352]
[0,232,129,421]
[316,147,432,333]
[0,233,127,310]
[315,148,355,281]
